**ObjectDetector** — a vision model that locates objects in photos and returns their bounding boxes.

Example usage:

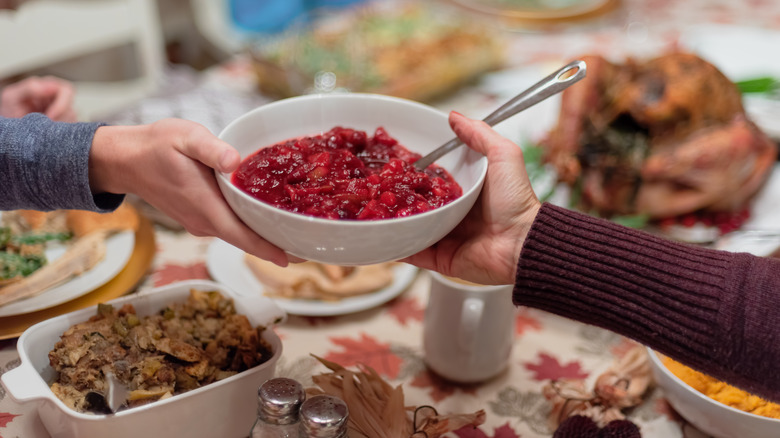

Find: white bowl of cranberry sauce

[216,93,487,265]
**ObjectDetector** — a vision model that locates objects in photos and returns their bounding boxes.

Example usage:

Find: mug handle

[458,297,484,362]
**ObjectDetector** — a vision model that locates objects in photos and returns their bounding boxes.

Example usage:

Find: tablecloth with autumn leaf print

[5,0,780,433]
[1,230,708,437]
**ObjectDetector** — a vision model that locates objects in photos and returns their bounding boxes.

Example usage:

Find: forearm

[0,114,122,211]
[514,203,780,401]
[89,124,144,196]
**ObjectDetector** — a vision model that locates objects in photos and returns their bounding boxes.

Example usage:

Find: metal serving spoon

[86,371,129,414]
[413,59,587,171]
[105,371,129,413]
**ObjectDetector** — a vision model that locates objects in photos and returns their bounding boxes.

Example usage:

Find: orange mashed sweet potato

[662,356,780,419]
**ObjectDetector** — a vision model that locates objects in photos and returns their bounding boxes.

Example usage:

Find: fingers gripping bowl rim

[215,93,488,265]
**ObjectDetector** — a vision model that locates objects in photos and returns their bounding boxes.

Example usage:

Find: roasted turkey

[542,52,778,219]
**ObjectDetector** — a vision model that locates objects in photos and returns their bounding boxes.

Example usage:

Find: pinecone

[598,419,642,438]
[553,415,600,438]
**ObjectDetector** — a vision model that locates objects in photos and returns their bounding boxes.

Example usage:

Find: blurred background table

[2,0,780,437]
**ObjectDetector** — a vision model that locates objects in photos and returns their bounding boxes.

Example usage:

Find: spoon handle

[414,59,587,170]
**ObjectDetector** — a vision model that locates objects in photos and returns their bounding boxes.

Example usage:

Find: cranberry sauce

[231,127,463,220]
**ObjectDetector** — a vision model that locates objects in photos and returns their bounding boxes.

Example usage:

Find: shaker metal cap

[299,394,349,437]
[257,377,306,425]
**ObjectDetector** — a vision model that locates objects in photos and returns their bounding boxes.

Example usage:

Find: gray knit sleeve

[0,114,124,212]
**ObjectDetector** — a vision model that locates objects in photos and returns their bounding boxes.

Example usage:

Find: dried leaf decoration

[542,344,652,429]
[309,355,486,437]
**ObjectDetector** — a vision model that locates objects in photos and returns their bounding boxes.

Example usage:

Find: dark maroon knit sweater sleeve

[513,203,780,402]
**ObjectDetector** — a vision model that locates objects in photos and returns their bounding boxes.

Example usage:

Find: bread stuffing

[48,288,274,414]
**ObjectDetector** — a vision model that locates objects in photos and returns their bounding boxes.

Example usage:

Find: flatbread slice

[244,254,394,301]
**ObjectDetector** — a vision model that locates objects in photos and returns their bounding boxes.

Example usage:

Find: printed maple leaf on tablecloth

[153,262,210,286]
[409,369,478,403]
[524,352,589,381]
[0,412,20,432]
[387,296,424,326]
[323,333,402,379]
[515,309,542,335]
[452,422,521,438]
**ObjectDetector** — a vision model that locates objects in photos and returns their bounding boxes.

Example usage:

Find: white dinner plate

[714,230,780,257]
[0,230,136,317]
[206,238,418,316]
[711,162,780,256]
[679,24,780,139]
[449,0,616,20]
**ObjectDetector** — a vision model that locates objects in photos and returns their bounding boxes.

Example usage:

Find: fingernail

[219,150,235,172]
[449,111,464,129]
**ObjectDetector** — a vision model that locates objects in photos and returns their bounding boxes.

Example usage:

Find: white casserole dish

[1,279,286,438]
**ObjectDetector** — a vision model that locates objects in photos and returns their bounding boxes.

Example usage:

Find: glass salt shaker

[298,394,349,438]
[251,377,306,438]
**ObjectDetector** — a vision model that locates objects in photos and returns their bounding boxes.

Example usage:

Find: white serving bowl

[647,348,780,438]
[1,280,286,438]
[216,93,488,266]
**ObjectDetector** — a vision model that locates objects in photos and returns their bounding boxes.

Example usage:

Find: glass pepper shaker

[298,394,349,438]
[251,377,306,438]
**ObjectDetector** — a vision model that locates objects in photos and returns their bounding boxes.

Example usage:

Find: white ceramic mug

[423,271,515,383]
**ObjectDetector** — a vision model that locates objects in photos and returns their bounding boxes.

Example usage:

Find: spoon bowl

[84,371,128,414]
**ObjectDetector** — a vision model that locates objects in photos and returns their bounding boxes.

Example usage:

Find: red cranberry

[232,127,463,220]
